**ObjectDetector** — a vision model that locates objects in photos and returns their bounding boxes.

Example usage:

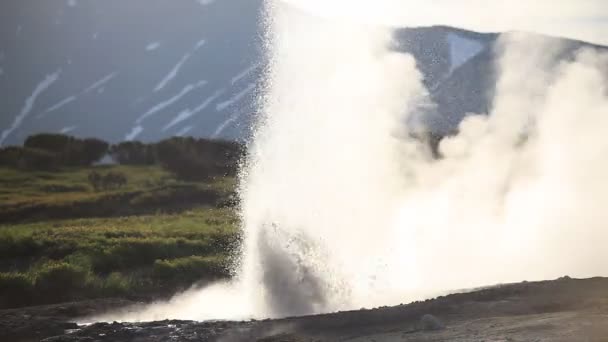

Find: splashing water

[236,1,433,317]
[95,0,608,322]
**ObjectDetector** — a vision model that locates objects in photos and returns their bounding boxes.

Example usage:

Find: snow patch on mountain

[125,126,144,141]
[447,32,485,73]
[193,89,224,112]
[231,64,259,85]
[216,83,255,112]
[154,54,191,92]
[146,42,161,51]
[163,110,192,132]
[83,72,117,94]
[195,39,206,50]
[161,89,224,132]
[212,108,247,138]
[60,125,77,134]
[196,0,216,6]
[137,81,207,124]
[0,70,61,146]
[40,95,77,117]
[138,86,196,124]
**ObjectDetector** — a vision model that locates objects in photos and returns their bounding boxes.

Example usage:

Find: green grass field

[0,166,240,309]
[0,166,237,223]
[0,165,166,206]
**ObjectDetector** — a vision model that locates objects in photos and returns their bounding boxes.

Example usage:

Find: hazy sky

[280,0,608,45]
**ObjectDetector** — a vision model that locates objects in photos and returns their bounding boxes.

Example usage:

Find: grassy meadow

[0,165,237,222]
[0,165,241,309]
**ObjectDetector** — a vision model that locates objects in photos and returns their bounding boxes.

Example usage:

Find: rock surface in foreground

[4,277,608,341]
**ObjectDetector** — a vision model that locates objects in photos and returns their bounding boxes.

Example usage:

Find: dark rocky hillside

[1,2,605,145]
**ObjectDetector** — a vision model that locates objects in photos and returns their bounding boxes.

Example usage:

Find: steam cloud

[280,0,608,45]
[392,35,608,296]
[94,0,608,322]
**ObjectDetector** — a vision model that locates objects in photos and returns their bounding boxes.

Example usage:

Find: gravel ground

[3,276,608,341]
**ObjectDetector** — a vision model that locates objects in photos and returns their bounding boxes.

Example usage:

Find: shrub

[21,148,58,170]
[33,262,90,299]
[88,171,103,191]
[88,171,128,191]
[81,138,110,165]
[23,133,109,167]
[110,141,156,165]
[0,146,57,170]
[128,185,219,207]
[41,184,89,193]
[156,137,242,181]
[102,171,127,189]
[24,133,72,154]
[100,272,132,296]
[0,208,239,308]
[0,233,43,259]
[0,146,24,167]
[153,256,229,285]
[90,237,219,274]
[0,272,33,290]
[0,273,34,308]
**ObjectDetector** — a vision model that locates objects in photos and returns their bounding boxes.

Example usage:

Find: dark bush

[0,146,57,170]
[156,137,242,181]
[91,238,216,273]
[41,184,89,193]
[33,262,89,299]
[20,148,58,170]
[102,171,127,189]
[88,171,127,191]
[22,133,109,167]
[128,185,219,208]
[0,146,23,167]
[24,133,72,154]
[0,234,43,259]
[88,171,102,191]
[99,272,132,296]
[110,141,156,165]
[0,273,34,307]
[60,138,109,166]
[81,138,110,165]
[153,256,228,284]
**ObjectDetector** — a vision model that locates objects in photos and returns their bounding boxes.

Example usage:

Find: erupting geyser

[238,2,429,317]
[97,0,608,322]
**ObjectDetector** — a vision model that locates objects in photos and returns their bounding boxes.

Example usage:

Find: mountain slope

[0,1,605,146]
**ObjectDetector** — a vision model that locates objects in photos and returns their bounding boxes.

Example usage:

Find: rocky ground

[2,277,608,341]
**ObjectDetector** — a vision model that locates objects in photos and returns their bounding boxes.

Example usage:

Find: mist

[93,0,608,322]
[280,0,608,45]
[392,35,608,295]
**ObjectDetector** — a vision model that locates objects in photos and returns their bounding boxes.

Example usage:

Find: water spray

[97,0,608,322]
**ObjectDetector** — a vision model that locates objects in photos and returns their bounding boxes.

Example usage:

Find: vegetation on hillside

[0,209,240,308]
[0,133,243,181]
[0,165,236,223]
[0,133,244,309]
